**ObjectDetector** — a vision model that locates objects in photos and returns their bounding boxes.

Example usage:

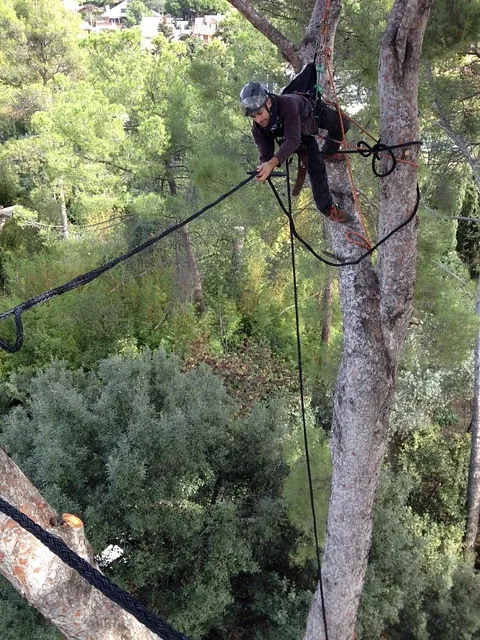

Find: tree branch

[226,0,302,69]
[425,62,480,192]
[0,449,159,639]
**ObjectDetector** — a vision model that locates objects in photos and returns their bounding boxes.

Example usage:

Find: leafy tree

[0,576,61,640]
[124,0,153,27]
[357,469,480,640]
[0,348,311,639]
[0,0,83,87]
[457,180,480,279]
[164,0,228,19]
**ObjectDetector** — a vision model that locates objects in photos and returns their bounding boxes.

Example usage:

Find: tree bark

[466,276,480,556]
[304,2,431,638]
[0,448,159,639]
[320,272,334,346]
[57,179,69,241]
[228,0,431,635]
[0,206,14,232]
[180,224,206,315]
[167,174,206,315]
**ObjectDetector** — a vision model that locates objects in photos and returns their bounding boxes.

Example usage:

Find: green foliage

[0,575,61,639]
[397,425,470,528]
[456,179,480,278]
[357,468,479,640]
[412,208,478,369]
[0,4,478,639]
[424,564,480,639]
[0,349,311,639]
[283,421,331,566]
[164,0,228,19]
[0,0,83,87]
[424,0,480,59]
[124,0,153,27]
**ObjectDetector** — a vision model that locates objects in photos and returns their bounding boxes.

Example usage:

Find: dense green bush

[356,427,479,640]
[0,348,312,639]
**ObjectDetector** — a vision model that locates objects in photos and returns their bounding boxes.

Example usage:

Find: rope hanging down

[0,497,189,640]
[284,162,330,640]
[268,179,421,268]
[0,175,255,353]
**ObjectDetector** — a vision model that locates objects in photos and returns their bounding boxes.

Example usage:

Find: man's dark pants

[303,100,349,215]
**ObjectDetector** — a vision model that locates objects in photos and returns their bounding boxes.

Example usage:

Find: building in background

[63,2,225,41]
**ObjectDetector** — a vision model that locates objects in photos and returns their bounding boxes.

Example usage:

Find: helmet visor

[240,94,267,116]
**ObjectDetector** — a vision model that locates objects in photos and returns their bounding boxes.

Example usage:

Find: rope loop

[345,231,371,250]
[0,174,255,354]
[0,309,24,354]
[356,140,396,177]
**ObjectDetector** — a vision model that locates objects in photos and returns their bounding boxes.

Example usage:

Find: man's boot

[325,204,355,224]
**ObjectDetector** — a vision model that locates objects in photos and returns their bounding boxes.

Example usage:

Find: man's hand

[256,158,279,183]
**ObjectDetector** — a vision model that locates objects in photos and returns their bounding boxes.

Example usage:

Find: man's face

[250,98,272,127]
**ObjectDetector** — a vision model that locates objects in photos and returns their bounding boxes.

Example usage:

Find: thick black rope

[0,497,188,640]
[0,175,255,353]
[268,179,421,268]
[322,139,422,178]
[284,162,330,640]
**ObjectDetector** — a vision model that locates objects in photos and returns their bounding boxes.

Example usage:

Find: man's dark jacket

[251,94,317,166]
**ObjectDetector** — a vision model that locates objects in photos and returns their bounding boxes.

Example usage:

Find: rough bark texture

[303,1,431,638]
[180,224,206,314]
[466,276,480,556]
[167,175,206,315]
[320,272,334,345]
[57,180,69,241]
[228,0,431,635]
[0,449,160,639]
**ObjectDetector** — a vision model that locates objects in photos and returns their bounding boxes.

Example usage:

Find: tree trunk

[465,276,480,557]
[320,272,334,346]
[228,0,431,635]
[0,206,14,232]
[57,180,69,240]
[180,224,206,315]
[304,2,431,638]
[167,175,206,315]
[0,448,159,639]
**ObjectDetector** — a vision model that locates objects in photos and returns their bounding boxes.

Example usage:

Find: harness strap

[292,144,309,196]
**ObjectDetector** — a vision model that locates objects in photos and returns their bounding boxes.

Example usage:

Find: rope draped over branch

[0,497,189,640]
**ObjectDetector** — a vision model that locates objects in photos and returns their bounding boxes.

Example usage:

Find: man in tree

[240,81,353,223]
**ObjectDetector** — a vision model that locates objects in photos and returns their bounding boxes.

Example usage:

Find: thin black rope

[0,175,255,353]
[284,162,330,640]
[324,139,423,178]
[267,179,421,268]
[0,497,188,640]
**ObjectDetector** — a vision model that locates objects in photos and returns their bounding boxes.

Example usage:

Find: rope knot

[356,140,396,177]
